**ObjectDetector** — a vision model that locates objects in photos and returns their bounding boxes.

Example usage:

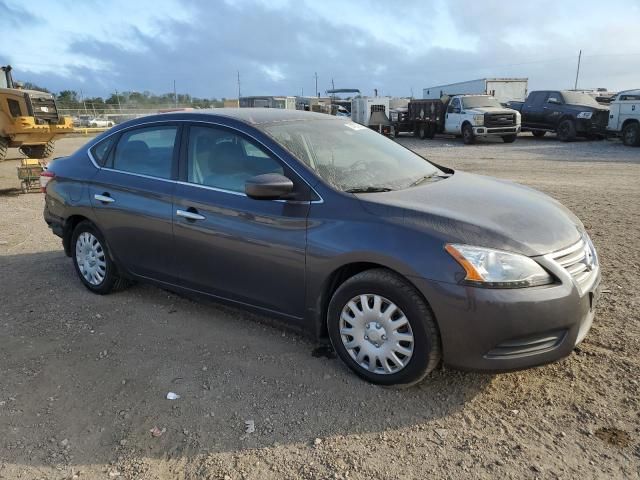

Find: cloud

[1,0,638,98]
[0,0,39,27]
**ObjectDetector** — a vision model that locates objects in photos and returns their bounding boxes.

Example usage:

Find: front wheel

[462,124,475,144]
[622,122,640,146]
[71,221,129,294]
[557,119,576,142]
[502,134,517,143]
[418,124,427,139]
[327,269,441,386]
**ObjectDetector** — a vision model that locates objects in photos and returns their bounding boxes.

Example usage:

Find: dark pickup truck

[508,90,609,141]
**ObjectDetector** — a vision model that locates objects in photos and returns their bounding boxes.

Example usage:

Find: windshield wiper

[409,173,440,187]
[345,186,394,193]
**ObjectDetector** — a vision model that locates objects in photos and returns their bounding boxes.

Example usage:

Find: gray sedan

[42,109,600,386]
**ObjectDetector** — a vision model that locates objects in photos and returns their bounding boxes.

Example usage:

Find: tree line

[18,81,227,109]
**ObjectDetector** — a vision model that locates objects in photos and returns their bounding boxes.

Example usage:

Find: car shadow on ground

[0,250,494,468]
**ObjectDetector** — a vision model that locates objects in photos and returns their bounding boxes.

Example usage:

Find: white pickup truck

[400,95,522,144]
[607,89,640,146]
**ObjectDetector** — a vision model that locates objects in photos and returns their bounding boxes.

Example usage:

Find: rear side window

[112,126,177,179]
[91,136,117,166]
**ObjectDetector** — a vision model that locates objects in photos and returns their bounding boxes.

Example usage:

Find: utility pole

[574,50,582,90]
[314,72,318,97]
[115,89,122,113]
[410,87,414,99]
[173,80,177,107]
[237,71,241,99]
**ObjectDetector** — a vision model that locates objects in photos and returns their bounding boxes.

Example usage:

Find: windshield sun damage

[263,120,444,192]
[461,96,503,109]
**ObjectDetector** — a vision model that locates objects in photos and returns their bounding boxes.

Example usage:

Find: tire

[327,269,441,387]
[393,126,400,138]
[556,119,576,142]
[462,123,475,145]
[425,124,436,139]
[502,135,517,143]
[532,131,546,138]
[20,140,55,159]
[71,221,129,294]
[418,124,427,140]
[0,137,7,162]
[622,122,640,147]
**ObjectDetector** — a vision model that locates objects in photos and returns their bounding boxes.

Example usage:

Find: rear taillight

[40,170,55,193]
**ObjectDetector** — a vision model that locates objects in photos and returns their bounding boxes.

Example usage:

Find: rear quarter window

[90,135,117,166]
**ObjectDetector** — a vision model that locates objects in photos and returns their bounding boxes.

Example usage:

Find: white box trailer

[423,78,528,103]
[351,97,391,126]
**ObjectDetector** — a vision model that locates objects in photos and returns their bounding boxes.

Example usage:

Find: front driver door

[445,97,462,133]
[173,124,310,320]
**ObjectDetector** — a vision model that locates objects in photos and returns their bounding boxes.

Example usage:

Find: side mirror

[245,173,294,200]
[547,97,561,105]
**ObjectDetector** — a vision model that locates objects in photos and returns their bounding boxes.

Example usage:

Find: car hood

[466,106,518,115]
[357,171,583,256]
[563,103,609,113]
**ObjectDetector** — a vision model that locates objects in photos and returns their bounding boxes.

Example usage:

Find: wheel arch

[622,118,639,129]
[312,261,437,341]
[62,214,92,256]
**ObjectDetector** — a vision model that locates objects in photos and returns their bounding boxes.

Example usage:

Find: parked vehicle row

[42,109,600,386]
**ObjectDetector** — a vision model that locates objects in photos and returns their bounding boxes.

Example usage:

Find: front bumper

[473,125,521,136]
[411,261,600,371]
[575,118,607,135]
[6,116,74,145]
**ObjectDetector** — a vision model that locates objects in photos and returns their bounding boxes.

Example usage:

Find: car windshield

[263,119,444,192]
[561,91,601,107]
[461,96,502,109]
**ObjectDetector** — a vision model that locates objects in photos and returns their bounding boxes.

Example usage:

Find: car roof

[158,108,338,126]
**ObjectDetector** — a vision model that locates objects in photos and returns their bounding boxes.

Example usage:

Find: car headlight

[577,111,593,119]
[445,244,553,288]
[473,114,484,126]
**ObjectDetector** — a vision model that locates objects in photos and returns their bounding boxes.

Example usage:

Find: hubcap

[75,232,107,286]
[339,294,414,375]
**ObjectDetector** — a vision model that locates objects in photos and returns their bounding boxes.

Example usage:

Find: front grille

[548,235,598,293]
[484,112,516,127]
[592,110,609,127]
[27,95,59,122]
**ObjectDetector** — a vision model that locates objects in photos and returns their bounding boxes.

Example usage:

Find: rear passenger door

[172,124,310,319]
[89,123,180,283]
[522,91,545,127]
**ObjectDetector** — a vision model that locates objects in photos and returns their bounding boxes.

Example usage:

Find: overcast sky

[1,0,638,98]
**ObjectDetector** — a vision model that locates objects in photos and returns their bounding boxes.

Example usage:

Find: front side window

[187,126,283,193]
[264,120,443,192]
[112,126,177,179]
[448,98,461,112]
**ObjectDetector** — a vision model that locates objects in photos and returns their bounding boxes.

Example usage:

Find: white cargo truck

[606,89,640,146]
[423,78,528,104]
[351,97,390,127]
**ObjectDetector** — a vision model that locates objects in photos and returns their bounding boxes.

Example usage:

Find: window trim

[86,119,323,203]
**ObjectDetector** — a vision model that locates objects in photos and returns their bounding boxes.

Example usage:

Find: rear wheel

[557,119,576,142]
[462,123,475,144]
[502,134,517,143]
[532,131,546,138]
[418,124,427,139]
[425,124,436,139]
[393,126,400,138]
[19,140,55,159]
[71,221,129,294]
[327,269,441,386]
[0,137,7,162]
[622,122,640,146]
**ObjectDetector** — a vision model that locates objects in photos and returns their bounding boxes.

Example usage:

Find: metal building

[423,78,528,103]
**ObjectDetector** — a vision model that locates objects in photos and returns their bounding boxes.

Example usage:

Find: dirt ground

[0,134,638,479]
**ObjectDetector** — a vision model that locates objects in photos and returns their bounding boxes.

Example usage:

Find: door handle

[176,209,205,221]
[94,193,115,203]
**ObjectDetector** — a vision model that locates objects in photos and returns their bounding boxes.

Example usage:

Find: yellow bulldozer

[0,65,73,162]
